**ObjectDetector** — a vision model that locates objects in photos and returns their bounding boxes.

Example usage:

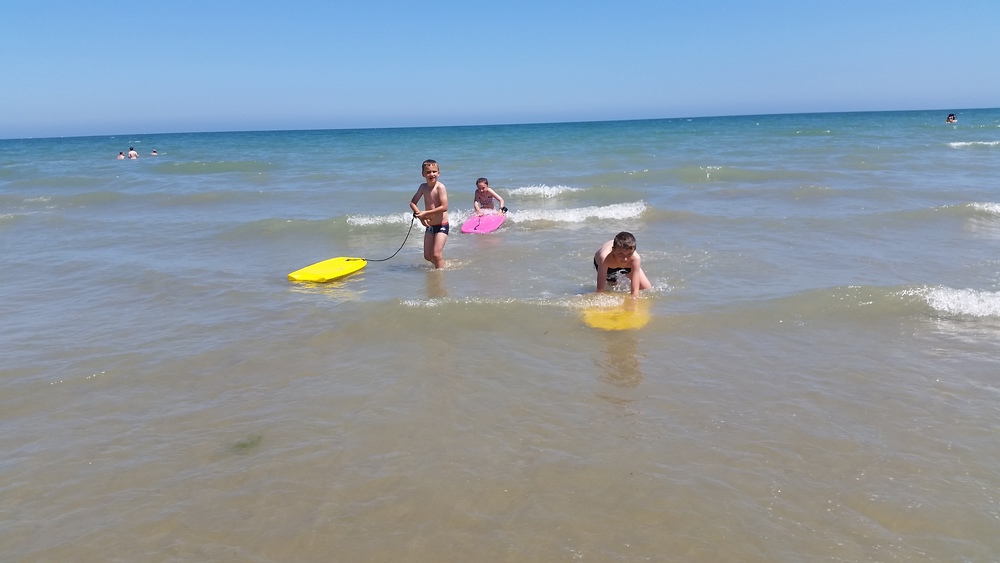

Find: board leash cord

[364,215,416,262]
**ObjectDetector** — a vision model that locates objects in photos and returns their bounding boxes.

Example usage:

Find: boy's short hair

[613,231,637,250]
[422,159,438,172]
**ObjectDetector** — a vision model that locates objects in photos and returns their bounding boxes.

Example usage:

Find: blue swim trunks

[425,223,450,235]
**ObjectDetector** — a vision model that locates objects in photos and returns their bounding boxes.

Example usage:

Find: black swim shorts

[594,258,630,282]
[425,223,450,235]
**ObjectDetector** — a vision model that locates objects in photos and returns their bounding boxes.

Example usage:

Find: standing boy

[594,231,652,296]
[409,159,449,268]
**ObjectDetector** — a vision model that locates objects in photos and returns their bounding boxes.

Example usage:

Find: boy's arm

[627,254,642,296]
[596,259,608,293]
[419,185,448,216]
[412,186,448,224]
[628,270,641,296]
[435,185,448,214]
[410,186,423,214]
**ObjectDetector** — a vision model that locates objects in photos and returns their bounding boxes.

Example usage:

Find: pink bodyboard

[460,213,506,234]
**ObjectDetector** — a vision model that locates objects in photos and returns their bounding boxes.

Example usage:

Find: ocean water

[3,109,1000,561]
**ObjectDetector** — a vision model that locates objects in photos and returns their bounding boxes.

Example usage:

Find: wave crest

[512,201,647,223]
[507,184,581,198]
[949,141,1000,149]
[346,212,415,226]
[968,202,1000,216]
[923,287,1000,317]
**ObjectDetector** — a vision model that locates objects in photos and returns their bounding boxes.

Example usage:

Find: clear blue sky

[2,0,997,139]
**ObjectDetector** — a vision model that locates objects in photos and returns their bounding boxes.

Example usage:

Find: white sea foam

[700,166,723,180]
[344,202,645,227]
[510,201,646,223]
[346,212,414,226]
[399,294,636,310]
[948,141,1000,148]
[507,184,581,198]
[969,202,1000,215]
[923,287,1000,317]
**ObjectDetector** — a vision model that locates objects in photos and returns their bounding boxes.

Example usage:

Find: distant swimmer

[127,147,139,159]
[117,151,125,160]
[946,113,957,123]
[151,149,158,156]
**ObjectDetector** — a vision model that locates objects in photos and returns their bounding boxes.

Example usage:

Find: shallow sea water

[3,109,1000,561]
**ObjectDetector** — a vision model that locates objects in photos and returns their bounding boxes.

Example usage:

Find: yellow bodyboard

[288,257,366,283]
[581,299,651,331]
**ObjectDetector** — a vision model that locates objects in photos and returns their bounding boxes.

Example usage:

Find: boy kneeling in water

[594,231,651,297]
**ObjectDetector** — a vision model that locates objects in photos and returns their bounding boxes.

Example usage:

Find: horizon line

[3,106,995,142]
